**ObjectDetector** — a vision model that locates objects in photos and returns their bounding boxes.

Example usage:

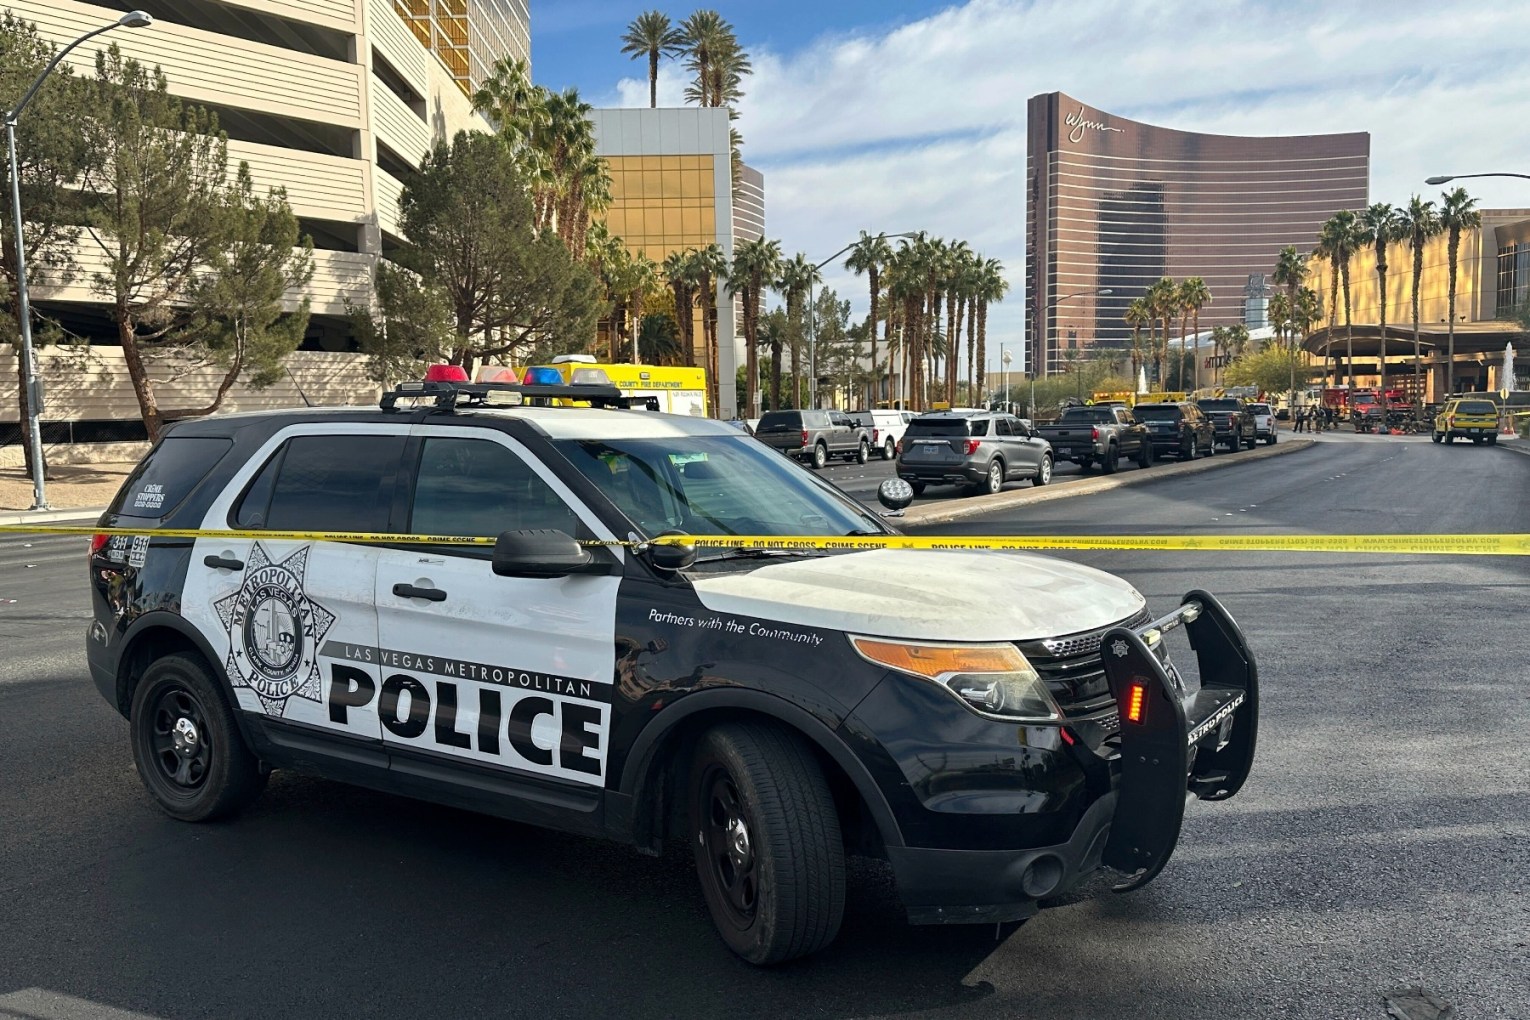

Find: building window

[1497,243,1530,318]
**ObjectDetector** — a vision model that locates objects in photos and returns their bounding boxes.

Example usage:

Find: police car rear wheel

[690,722,845,964]
[130,654,266,822]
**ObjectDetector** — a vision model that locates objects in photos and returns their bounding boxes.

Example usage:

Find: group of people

[1292,405,1337,432]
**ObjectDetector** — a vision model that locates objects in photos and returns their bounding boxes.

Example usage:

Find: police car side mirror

[877,478,915,512]
[492,529,608,579]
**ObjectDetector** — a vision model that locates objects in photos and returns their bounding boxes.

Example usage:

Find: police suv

[87,377,1259,965]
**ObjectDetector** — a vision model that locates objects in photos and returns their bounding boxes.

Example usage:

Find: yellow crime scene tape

[1,524,1527,556]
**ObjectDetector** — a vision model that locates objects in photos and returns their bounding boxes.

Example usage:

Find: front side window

[553,436,883,540]
[409,437,579,538]
[235,434,405,533]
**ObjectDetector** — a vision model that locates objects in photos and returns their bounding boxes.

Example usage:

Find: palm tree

[471,56,546,148]
[776,253,821,408]
[1316,210,1361,386]
[662,249,698,368]
[844,231,892,403]
[1179,277,1211,390]
[620,11,684,109]
[688,243,728,415]
[1360,203,1400,417]
[1439,187,1481,396]
[1398,196,1441,409]
[1145,277,1177,384]
[973,258,1007,402]
[1123,298,1150,386]
[727,237,782,417]
[1268,292,1292,348]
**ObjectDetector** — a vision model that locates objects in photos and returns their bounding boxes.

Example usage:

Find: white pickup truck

[850,410,915,460]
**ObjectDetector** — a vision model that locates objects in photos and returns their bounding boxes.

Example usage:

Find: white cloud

[596,0,1530,371]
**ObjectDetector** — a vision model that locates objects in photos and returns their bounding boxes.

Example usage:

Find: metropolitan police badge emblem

[213,543,335,716]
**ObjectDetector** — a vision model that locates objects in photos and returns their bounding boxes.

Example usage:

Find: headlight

[850,636,1061,722]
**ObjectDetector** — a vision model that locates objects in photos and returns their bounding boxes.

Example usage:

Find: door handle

[393,582,447,602]
[203,555,244,571]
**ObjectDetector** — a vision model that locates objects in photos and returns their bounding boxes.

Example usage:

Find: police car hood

[688,549,1145,642]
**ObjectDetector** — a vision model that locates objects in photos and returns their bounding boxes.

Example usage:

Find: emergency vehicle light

[424,364,469,383]
[1125,682,1147,724]
[523,367,564,386]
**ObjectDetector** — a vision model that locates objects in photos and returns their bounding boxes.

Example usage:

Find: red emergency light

[424,364,470,383]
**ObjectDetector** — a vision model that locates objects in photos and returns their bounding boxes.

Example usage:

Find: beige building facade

[1304,209,1530,398]
[13,0,503,351]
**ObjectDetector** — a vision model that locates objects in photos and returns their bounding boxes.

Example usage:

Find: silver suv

[896,410,1054,497]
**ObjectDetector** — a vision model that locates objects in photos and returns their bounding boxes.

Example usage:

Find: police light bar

[380,378,636,411]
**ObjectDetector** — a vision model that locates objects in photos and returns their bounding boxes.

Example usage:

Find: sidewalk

[0,462,136,521]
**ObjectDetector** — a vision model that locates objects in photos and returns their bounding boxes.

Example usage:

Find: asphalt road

[1,433,1527,1019]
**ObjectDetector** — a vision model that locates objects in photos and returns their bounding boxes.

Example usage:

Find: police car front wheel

[690,722,846,964]
[129,654,266,822]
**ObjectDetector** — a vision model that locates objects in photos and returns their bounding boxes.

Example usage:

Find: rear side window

[1457,400,1497,415]
[756,412,801,432]
[1134,406,1181,421]
[234,434,405,534]
[109,436,232,518]
[907,418,967,437]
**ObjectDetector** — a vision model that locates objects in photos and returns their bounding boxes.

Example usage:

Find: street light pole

[807,231,916,409]
[1425,173,1530,185]
[6,10,154,510]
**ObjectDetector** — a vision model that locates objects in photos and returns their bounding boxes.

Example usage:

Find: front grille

[1019,609,1151,750]
[1024,607,1151,664]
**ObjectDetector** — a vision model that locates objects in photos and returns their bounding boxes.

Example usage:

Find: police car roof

[162,404,739,441]
[469,405,740,439]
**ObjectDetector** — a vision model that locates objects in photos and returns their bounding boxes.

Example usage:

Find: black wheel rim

[701,766,757,926]
[147,685,212,792]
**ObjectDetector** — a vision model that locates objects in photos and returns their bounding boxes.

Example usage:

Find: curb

[1498,437,1530,458]
[900,439,1318,526]
[0,506,106,527]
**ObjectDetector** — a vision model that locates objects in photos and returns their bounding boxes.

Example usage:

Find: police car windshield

[553,436,885,543]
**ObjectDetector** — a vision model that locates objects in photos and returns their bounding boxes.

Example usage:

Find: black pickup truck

[1033,405,1154,473]
[755,409,872,468]
[1195,398,1257,451]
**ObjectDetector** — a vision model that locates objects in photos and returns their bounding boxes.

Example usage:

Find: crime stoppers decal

[214,543,335,716]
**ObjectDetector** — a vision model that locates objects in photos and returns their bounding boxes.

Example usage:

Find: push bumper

[887,590,1259,924]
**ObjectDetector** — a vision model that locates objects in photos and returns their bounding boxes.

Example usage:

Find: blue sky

[531,2,944,95]
[526,1,1530,372]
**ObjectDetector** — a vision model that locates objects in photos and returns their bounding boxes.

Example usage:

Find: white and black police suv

[87,376,1258,964]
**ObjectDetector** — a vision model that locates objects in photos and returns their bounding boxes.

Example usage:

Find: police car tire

[690,722,846,964]
[129,653,266,823]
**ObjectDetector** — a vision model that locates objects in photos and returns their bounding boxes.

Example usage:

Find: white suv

[850,409,914,460]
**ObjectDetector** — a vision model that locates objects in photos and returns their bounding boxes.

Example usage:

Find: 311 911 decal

[213,543,335,716]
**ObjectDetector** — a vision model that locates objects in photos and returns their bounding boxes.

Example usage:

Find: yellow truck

[528,356,709,417]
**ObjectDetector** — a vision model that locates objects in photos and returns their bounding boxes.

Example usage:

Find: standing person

[1293,407,1303,433]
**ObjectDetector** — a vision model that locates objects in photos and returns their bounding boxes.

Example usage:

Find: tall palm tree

[624,253,659,363]
[619,11,684,109]
[1179,277,1211,390]
[688,243,728,415]
[1293,286,1324,404]
[1316,210,1361,386]
[726,237,782,417]
[1360,202,1400,417]
[1145,277,1177,384]
[679,11,733,107]
[844,231,892,403]
[776,253,821,408]
[1268,292,1292,348]
[1398,196,1441,409]
[470,56,546,148]
[662,249,698,368]
[1123,298,1150,386]
[973,257,1008,402]
[1272,246,1306,352]
[940,241,972,404]
[1439,187,1481,397]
